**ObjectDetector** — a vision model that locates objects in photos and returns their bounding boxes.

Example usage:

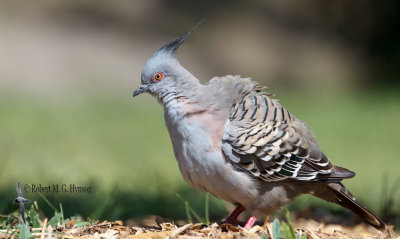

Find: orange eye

[153,72,164,82]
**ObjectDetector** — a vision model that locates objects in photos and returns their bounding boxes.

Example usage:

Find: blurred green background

[0,0,399,226]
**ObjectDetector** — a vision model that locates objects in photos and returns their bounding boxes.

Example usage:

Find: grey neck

[159,74,202,105]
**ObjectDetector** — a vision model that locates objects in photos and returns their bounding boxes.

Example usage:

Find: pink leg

[244,216,257,229]
[223,205,245,224]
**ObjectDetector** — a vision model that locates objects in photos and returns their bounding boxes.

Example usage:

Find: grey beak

[133,85,148,97]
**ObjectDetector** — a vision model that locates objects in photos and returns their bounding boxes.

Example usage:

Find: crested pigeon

[133,24,387,231]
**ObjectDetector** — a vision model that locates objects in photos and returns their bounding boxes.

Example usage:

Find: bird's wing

[222,92,354,182]
[16,182,23,197]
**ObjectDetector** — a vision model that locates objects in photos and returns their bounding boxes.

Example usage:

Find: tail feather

[327,182,387,231]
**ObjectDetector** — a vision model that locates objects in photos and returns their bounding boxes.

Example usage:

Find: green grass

[0,200,91,238]
[0,89,399,223]
[270,209,307,239]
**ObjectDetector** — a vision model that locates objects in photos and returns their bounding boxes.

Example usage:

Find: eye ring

[153,72,165,83]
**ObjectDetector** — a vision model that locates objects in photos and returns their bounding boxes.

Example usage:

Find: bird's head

[133,21,202,101]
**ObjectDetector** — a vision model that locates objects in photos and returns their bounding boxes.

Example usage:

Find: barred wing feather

[222,92,354,182]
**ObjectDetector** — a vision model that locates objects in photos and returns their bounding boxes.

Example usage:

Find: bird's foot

[220,217,246,228]
[243,216,257,230]
[222,217,238,225]
[222,205,245,225]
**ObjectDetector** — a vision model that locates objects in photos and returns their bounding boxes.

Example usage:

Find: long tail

[326,182,387,231]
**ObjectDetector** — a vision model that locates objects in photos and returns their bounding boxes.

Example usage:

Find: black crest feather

[159,19,205,54]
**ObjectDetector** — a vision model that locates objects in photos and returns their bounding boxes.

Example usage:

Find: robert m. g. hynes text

[24,184,92,194]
